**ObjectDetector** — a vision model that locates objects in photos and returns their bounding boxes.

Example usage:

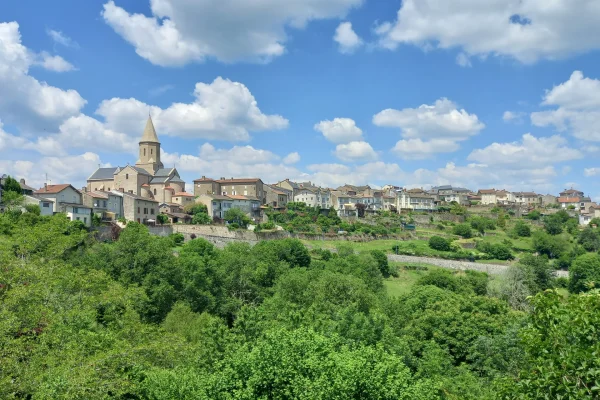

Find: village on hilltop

[1,118,596,227]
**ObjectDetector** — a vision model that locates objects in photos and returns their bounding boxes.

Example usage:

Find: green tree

[532,231,567,259]
[192,212,211,225]
[370,249,391,277]
[569,253,600,293]
[512,220,531,237]
[577,226,600,251]
[524,210,541,220]
[544,214,564,235]
[429,236,451,251]
[223,208,251,228]
[24,204,40,215]
[3,175,22,194]
[184,203,208,215]
[452,223,473,238]
[500,291,600,399]
[157,213,169,224]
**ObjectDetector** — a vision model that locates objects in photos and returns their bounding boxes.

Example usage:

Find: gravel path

[388,254,569,278]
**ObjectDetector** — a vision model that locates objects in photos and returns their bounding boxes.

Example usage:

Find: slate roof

[88,167,119,180]
[154,168,173,177]
[140,116,159,143]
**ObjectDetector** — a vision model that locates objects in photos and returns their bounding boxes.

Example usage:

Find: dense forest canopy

[1,209,600,399]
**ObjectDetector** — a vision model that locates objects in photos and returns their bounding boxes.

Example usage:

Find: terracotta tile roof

[558,197,580,203]
[84,191,108,199]
[34,184,75,194]
[174,192,194,197]
[193,177,215,182]
[478,189,496,194]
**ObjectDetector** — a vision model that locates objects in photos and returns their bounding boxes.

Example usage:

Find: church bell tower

[136,116,164,174]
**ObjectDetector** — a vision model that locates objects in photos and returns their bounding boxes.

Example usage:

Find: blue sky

[1,0,600,198]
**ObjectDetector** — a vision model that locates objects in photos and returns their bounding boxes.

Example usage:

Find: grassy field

[383,262,439,297]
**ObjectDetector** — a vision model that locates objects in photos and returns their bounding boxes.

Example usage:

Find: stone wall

[411,214,465,225]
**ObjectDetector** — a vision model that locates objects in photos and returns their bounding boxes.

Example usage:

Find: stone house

[82,191,109,217]
[194,177,265,204]
[478,189,498,205]
[275,179,300,198]
[513,192,540,206]
[264,185,289,209]
[539,194,558,206]
[111,190,158,223]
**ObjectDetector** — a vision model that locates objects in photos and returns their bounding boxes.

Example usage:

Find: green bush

[370,250,391,277]
[452,223,473,238]
[169,233,185,246]
[513,221,531,237]
[429,236,452,251]
[192,212,211,225]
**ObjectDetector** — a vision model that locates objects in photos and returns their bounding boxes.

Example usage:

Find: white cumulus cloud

[314,117,363,144]
[0,22,86,132]
[376,0,600,64]
[283,152,301,164]
[334,22,363,54]
[334,141,377,162]
[97,77,288,141]
[373,98,484,158]
[531,71,600,141]
[102,0,363,66]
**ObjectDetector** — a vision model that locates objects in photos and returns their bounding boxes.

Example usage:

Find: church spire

[140,115,159,143]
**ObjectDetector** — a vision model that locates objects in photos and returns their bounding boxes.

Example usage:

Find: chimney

[202,175,205,179]
[220,177,225,180]
[82,186,87,193]
[44,183,48,191]
[120,188,124,193]
[20,178,25,184]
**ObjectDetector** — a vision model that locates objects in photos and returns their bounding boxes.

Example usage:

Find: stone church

[87,116,190,204]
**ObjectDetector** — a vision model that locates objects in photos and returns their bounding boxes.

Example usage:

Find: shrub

[169,233,185,246]
[192,212,211,225]
[24,204,41,215]
[577,226,600,251]
[513,221,531,237]
[416,269,463,293]
[437,223,446,230]
[524,210,541,220]
[452,223,473,238]
[429,236,452,251]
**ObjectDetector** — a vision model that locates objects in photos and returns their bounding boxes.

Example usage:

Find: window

[103,201,107,207]
[144,148,146,156]
[144,208,148,214]
[76,217,80,221]
[137,207,140,213]
[84,217,87,224]
[154,189,157,195]
[151,149,153,155]
[73,207,79,213]
[137,218,140,223]
[151,209,154,215]
[129,190,133,194]
[126,174,129,180]
[42,202,49,208]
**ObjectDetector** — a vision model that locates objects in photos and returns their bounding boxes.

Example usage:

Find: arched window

[153,189,157,195]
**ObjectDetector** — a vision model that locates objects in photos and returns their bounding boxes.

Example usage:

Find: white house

[396,189,436,211]
[33,184,82,212]
[59,203,93,227]
[24,195,54,216]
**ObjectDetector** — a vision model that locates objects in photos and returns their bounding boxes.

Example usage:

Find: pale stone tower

[136,116,164,174]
